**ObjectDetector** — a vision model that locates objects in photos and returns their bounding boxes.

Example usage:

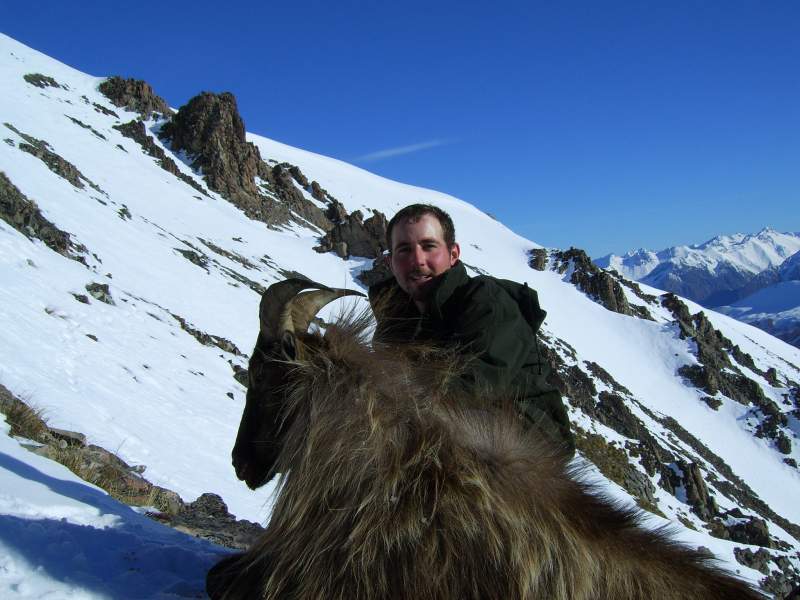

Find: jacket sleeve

[450,284,575,455]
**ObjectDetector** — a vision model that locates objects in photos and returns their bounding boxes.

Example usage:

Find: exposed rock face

[98,76,172,119]
[0,171,88,264]
[4,123,105,194]
[356,256,393,288]
[662,293,795,457]
[316,209,388,258]
[113,119,208,195]
[24,73,67,89]
[678,460,718,520]
[149,493,264,550]
[160,92,265,196]
[159,91,330,230]
[86,282,115,305]
[540,247,654,320]
[528,248,548,271]
[734,547,772,574]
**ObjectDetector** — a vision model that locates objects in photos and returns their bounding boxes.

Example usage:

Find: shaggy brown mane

[214,284,762,600]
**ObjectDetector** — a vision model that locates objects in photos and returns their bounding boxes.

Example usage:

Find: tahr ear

[281,331,298,360]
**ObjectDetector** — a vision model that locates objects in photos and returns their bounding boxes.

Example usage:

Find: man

[369,203,574,454]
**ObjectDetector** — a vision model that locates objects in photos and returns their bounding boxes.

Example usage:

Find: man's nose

[413,246,426,265]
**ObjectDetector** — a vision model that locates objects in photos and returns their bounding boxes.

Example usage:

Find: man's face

[388,214,460,306]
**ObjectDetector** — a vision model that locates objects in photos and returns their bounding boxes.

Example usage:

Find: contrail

[353,139,454,162]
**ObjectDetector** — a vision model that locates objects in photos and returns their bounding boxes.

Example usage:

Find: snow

[1,32,797,596]
[0,422,226,599]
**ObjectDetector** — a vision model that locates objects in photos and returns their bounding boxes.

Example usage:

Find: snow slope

[2,33,799,596]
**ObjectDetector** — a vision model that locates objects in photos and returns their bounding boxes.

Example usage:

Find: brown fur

[218,310,762,599]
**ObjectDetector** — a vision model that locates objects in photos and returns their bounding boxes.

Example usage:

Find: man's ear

[449,243,461,266]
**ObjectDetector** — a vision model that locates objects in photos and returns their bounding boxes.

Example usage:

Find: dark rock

[92,102,119,118]
[288,165,308,187]
[677,461,718,521]
[160,92,330,230]
[23,73,66,89]
[171,313,243,356]
[86,282,115,305]
[232,364,248,387]
[65,116,107,140]
[4,123,105,194]
[661,415,800,541]
[155,492,264,550]
[113,120,208,195]
[733,546,772,575]
[528,248,548,271]
[325,197,348,223]
[728,515,773,548]
[356,256,392,287]
[776,432,792,455]
[98,76,172,119]
[548,247,654,319]
[317,209,388,258]
[766,368,781,387]
[0,171,88,264]
[160,92,266,197]
[49,427,86,448]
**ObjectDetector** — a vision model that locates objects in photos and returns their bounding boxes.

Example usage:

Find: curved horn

[259,278,364,341]
[288,287,365,335]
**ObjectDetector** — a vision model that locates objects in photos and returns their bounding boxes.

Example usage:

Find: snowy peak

[597,229,800,306]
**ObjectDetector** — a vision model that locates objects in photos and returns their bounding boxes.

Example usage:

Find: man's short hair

[386,204,456,251]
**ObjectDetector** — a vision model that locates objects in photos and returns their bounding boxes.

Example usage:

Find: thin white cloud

[353,139,455,162]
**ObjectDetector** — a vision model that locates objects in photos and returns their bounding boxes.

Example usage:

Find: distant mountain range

[596,229,800,348]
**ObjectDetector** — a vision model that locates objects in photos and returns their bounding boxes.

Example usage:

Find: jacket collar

[368,261,470,320]
[427,261,469,320]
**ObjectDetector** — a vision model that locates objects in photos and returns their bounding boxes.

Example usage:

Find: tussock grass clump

[0,387,48,442]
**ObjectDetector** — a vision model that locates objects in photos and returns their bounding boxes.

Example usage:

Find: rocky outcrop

[541,247,654,320]
[663,293,794,456]
[113,119,208,195]
[98,76,172,119]
[86,282,115,305]
[24,73,67,89]
[678,460,718,520]
[148,493,263,550]
[0,171,88,264]
[159,91,330,230]
[4,123,106,195]
[528,248,548,271]
[356,256,393,287]
[170,312,243,356]
[316,209,388,258]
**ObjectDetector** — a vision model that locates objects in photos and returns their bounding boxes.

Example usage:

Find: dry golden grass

[0,392,48,442]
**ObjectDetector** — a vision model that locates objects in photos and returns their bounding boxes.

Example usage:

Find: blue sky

[4,1,799,257]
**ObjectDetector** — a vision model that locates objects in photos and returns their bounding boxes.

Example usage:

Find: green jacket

[368,262,574,455]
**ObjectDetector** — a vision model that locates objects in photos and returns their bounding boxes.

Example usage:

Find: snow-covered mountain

[597,229,800,307]
[2,33,800,598]
[717,252,800,349]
